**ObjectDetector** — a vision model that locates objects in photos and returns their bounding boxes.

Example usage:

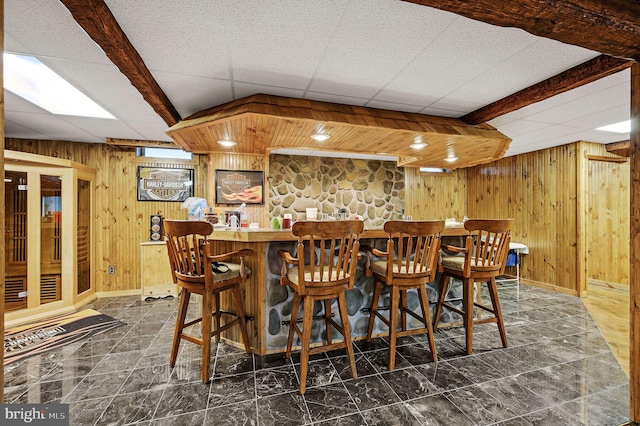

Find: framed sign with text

[137,166,194,202]
[215,169,264,204]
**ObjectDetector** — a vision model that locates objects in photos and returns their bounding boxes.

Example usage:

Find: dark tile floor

[3,284,630,425]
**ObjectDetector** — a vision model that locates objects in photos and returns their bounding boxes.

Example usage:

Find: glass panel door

[77,179,91,294]
[4,171,29,312]
[40,175,62,304]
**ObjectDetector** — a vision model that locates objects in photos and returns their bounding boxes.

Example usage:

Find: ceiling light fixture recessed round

[410,142,427,150]
[444,156,459,163]
[311,133,331,142]
[217,139,237,147]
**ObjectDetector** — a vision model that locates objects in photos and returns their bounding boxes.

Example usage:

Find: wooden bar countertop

[210,224,468,242]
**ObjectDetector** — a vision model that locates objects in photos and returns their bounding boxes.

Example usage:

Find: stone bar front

[209,227,468,355]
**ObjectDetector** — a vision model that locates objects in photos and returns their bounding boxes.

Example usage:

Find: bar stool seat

[164,219,253,383]
[278,220,363,393]
[364,220,444,370]
[434,218,513,355]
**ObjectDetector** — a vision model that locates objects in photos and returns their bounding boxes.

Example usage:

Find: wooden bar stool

[433,218,512,354]
[278,220,364,393]
[164,219,253,383]
[364,220,444,370]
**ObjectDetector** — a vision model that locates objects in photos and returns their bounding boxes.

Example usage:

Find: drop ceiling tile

[224,0,349,89]
[6,111,103,143]
[4,91,49,114]
[563,105,630,129]
[418,107,464,118]
[496,120,554,138]
[377,16,539,105]
[59,116,145,141]
[433,39,598,110]
[42,58,163,123]
[127,121,174,143]
[106,0,231,79]
[235,83,305,101]
[365,100,423,114]
[152,71,234,117]
[523,82,629,124]
[5,0,112,64]
[5,119,50,140]
[309,0,456,98]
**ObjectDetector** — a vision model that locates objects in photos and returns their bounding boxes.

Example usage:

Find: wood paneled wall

[405,167,467,220]
[583,143,630,286]
[466,144,580,294]
[465,141,629,295]
[5,138,208,293]
[207,153,268,227]
[7,138,627,297]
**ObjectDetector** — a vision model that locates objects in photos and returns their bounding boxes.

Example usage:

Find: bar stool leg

[170,290,190,367]
[388,286,400,370]
[299,296,315,394]
[231,286,251,352]
[201,291,213,383]
[338,292,357,379]
[463,277,474,355]
[324,299,333,345]
[433,274,450,331]
[418,285,437,362]
[286,293,301,359]
[366,281,382,342]
[487,277,508,348]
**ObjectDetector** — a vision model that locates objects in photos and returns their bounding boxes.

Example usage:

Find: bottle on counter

[271,216,281,230]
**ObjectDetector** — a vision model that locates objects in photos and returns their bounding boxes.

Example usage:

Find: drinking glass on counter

[306,208,318,220]
[282,214,292,229]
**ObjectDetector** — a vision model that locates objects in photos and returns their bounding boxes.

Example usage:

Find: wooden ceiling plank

[462,54,632,124]
[59,0,181,126]
[402,0,640,61]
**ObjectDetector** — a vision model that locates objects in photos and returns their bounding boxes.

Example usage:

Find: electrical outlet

[108,265,116,274]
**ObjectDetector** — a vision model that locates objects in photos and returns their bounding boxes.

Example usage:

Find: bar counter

[209,225,467,354]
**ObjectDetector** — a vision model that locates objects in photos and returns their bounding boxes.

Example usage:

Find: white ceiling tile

[6,111,103,143]
[522,82,629,124]
[496,120,554,138]
[433,39,598,110]
[4,91,48,114]
[418,106,466,118]
[128,121,174,143]
[309,0,457,98]
[152,71,234,118]
[59,116,145,141]
[5,119,50,140]
[377,16,540,106]
[41,58,163,123]
[235,83,306,101]
[365,100,423,114]
[224,0,349,90]
[106,0,231,79]
[304,92,368,107]
[5,0,112,64]
[563,105,630,129]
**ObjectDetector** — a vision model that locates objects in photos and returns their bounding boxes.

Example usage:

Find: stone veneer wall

[268,155,405,227]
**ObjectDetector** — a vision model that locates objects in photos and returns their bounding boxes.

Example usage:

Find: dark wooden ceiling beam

[461,54,631,124]
[403,0,640,61]
[60,0,181,127]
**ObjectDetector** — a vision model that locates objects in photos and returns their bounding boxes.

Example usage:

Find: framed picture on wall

[215,169,264,204]
[137,166,194,202]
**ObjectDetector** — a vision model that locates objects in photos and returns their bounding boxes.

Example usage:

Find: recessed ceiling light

[3,52,115,119]
[311,133,331,142]
[444,156,458,163]
[410,142,427,150]
[596,120,631,133]
[217,140,237,147]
